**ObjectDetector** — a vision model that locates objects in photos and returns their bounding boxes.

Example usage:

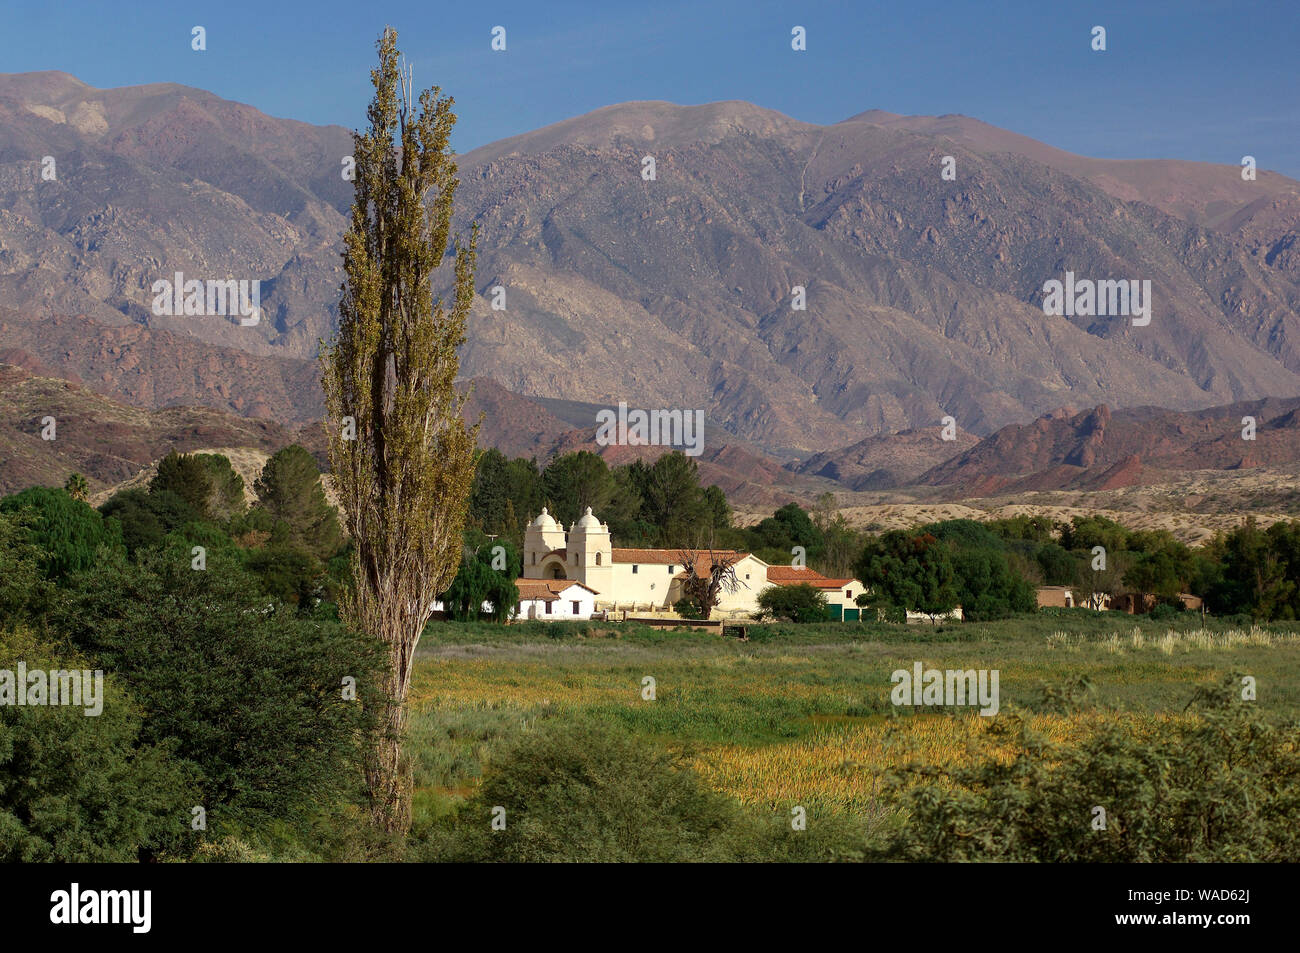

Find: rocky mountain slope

[914,398,1300,496]
[3,72,1300,460]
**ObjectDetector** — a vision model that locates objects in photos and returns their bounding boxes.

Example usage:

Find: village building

[1037,586,1112,610]
[514,579,599,619]
[765,566,864,620]
[521,507,865,620]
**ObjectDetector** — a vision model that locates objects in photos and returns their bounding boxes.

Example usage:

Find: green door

[826,604,842,621]
[843,608,859,621]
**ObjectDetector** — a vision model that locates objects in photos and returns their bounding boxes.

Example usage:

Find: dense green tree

[0,511,53,623]
[950,547,1037,620]
[469,449,546,541]
[642,452,710,546]
[195,453,247,523]
[52,544,382,845]
[0,487,123,580]
[151,450,214,519]
[1035,543,1078,586]
[756,582,828,623]
[986,514,1056,543]
[542,451,615,528]
[1210,518,1300,620]
[604,463,654,543]
[245,545,323,608]
[855,531,959,620]
[1059,514,1129,554]
[748,503,825,563]
[100,488,197,556]
[440,535,520,622]
[253,445,342,560]
[702,484,732,531]
[0,627,193,861]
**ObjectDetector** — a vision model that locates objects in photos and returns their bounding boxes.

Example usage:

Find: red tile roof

[515,579,599,601]
[612,548,750,565]
[765,566,856,589]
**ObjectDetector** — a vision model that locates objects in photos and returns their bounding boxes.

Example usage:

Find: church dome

[530,507,560,532]
[575,506,602,531]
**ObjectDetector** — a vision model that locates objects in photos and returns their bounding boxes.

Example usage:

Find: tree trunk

[366,686,411,833]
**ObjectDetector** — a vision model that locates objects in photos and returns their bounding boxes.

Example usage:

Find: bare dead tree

[677,548,745,619]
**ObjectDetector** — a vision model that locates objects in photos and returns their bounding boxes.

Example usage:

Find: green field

[406,612,1300,843]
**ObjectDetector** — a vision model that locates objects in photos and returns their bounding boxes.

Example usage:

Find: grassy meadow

[405,612,1300,844]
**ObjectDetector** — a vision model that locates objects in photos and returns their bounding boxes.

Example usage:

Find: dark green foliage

[420,722,748,862]
[0,628,192,861]
[749,502,824,562]
[950,547,1037,620]
[875,676,1300,861]
[757,582,828,623]
[0,511,54,626]
[1058,514,1130,554]
[1035,543,1078,585]
[640,452,712,544]
[245,545,322,607]
[100,488,199,556]
[920,518,1002,552]
[151,450,215,520]
[195,453,247,523]
[702,485,731,531]
[0,487,123,580]
[51,545,382,845]
[1208,518,1300,620]
[856,531,959,619]
[542,451,616,528]
[252,445,342,560]
[673,596,705,620]
[469,449,544,541]
[440,539,519,622]
[986,514,1056,544]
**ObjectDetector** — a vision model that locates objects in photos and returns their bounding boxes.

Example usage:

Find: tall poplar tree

[321,26,478,834]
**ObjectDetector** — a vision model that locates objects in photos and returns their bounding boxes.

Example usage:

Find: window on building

[572,600,580,614]
[544,601,553,615]
[667,566,674,574]
[632,565,638,573]
[595,553,601,565]
[531,552,536,565]
[846,589,852,599]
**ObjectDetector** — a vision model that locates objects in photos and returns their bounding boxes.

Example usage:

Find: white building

[765,566,865,621]
[514,579,599,619]
[521,507,865,620]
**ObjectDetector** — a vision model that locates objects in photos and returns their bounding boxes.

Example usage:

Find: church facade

[522,506,864,618]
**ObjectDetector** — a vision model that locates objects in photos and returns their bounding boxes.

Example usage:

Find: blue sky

[4,0,1297,175]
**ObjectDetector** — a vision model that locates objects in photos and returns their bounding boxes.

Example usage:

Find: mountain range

[2,70,1300,497]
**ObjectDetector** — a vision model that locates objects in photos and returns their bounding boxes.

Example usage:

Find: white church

[518,507,865,620]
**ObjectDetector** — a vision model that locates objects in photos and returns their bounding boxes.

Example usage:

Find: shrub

[873,676,1300,861]
[418,722,748,862]
[0,487,123,580]
[0,627,192,861]
[51,544,383,851]
[757,583,828,623]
